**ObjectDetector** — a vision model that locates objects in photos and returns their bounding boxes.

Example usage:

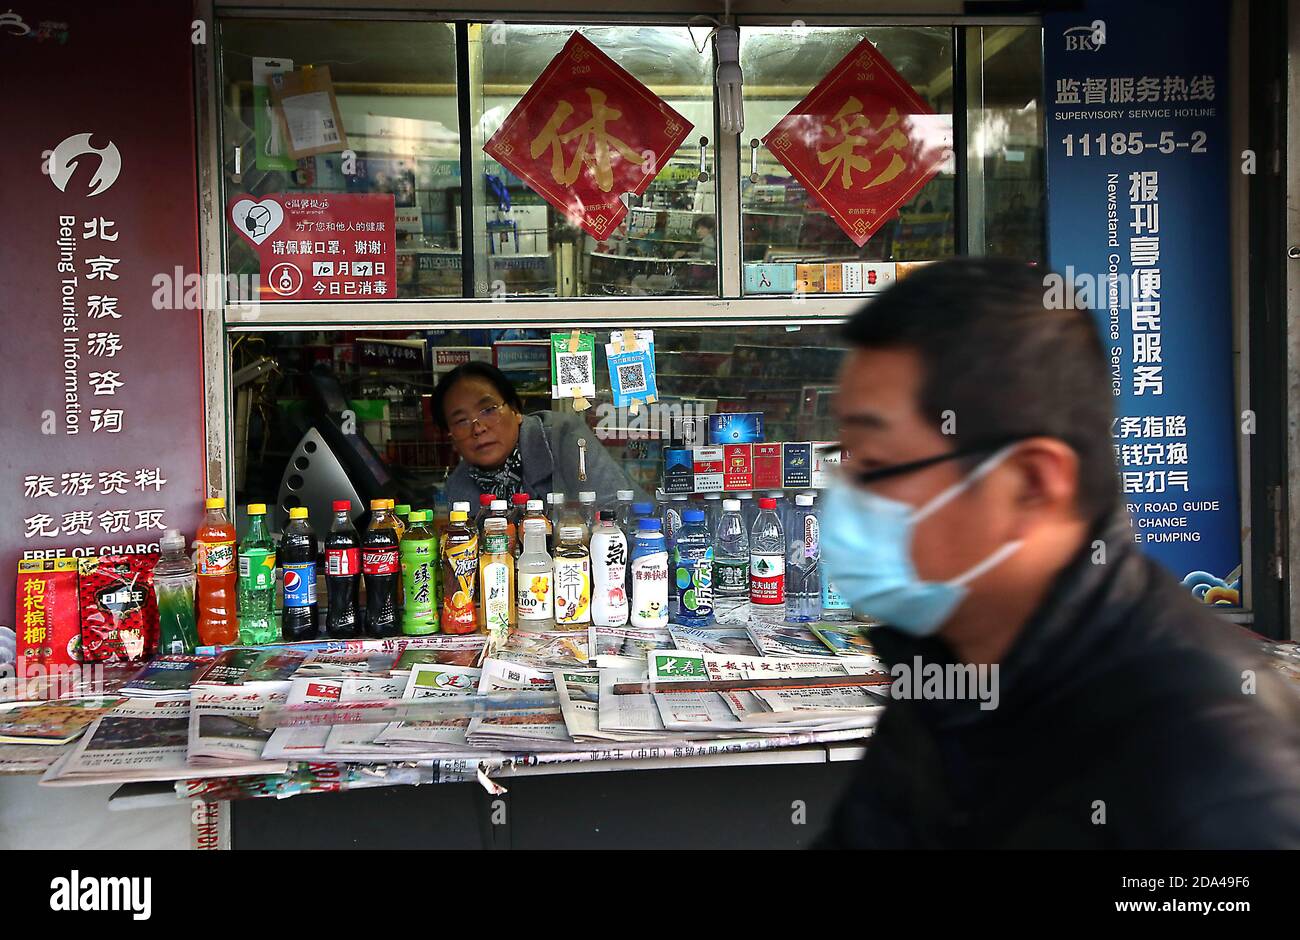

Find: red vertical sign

[0,1,206,626]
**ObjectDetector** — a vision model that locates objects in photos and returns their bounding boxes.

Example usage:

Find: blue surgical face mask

[821,447,1023,636]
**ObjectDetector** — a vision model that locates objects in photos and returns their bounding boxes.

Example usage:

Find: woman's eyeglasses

[447,401,509,440]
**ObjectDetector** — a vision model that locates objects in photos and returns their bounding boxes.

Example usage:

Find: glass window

[228,324,844,529]
[966,26,1044,261]
[740,26,955,295]
[470,24,719,299]
[219,19,462,299]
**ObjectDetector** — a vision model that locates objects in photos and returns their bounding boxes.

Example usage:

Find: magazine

[392,634,488,671]
[194,648,309,686]
[745,622,839,659]
[120,656,216,698]
[188,684,287,765]
[498,629,590,667]
[0,697,124,745]
[809,623,880,659]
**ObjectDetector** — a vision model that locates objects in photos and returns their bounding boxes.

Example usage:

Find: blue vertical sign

[1044,0,1242,607]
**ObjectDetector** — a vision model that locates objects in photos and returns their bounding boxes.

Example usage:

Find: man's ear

[1009,438,1079,519]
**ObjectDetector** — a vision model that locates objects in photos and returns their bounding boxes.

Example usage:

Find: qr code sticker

[616,361,648,395]
[557,352,591,387]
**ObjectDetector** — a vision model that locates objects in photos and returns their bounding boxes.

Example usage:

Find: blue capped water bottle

[674,508,714,627]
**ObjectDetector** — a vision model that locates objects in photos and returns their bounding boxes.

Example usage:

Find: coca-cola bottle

[280,507,319,641]
[325,499,361,638]
[362,498,400,637]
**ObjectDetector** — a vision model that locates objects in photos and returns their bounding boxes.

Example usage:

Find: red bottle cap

[511,493,529,505]
[758,497,777,509]
[332,499,350,512]
[480,493,495,506]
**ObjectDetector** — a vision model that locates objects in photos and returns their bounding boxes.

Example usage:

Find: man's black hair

[695,216,716,233]
[431,361,525,431]
[841,257,1120,523]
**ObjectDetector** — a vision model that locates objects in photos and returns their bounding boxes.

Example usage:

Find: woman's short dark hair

[432,361,524,430]
[695,216,716,233]
[842,257,1120,524]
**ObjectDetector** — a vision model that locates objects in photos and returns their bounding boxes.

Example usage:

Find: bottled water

[749,497,786,606]
[785,493,821,623]
[664,494,688,616]
[673,508,714,627]
[714,498,749,599]
[702,492,722,538]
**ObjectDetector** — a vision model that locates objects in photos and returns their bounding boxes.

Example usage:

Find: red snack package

[15,558,83,677]
[78,554,159,663]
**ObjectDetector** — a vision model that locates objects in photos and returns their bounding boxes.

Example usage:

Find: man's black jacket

[818,510,1300,848]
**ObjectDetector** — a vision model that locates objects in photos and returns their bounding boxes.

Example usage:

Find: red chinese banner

[228,193,396,300]
[484,32,693,241]
[763,38,950,247]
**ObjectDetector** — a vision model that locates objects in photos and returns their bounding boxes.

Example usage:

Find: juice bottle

[388,499,406,540]
[515,499,549,560]
[479,517,515,646]
[440,508,479,633]
[400,510,438,635]
[196,497,239,645]
[590,510,629,627]
[552,525,591,630]
[516,518,554,628]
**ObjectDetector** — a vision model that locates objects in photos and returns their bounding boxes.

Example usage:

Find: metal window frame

[196,4,1043,494]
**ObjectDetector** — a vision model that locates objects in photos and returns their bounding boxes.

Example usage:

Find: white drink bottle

[590,510,629,627]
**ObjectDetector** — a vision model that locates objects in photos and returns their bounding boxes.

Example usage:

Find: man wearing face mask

[816,258,1300,849]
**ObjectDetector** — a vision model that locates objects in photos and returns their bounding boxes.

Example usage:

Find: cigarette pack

[752,443,783,490]
[670,415,710,447]
[811,442,840,488]
[663,447,694,495]
[723,444,753,491]
[782,443,813,489]
[708,412,765,445]
[692,446,726,493]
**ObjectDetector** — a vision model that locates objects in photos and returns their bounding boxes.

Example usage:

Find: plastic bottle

[153,528,198,655]
[362,499,401,637]
[474,493,496,531]
[388,499,406,541]
[516,518,554,628]
[577,491,598,539]
[393,503,412,534]
[546,492,566,552]
[281,507,319,641]
[324,499,361,638]
[737,491,757,536]
[479,517,514,642]
[785,493,821,623]
[516,499,549,560]
[664,494,688,615]
[480,498,510,546]
[440,508,479,634]
[715,498,750,600]
[629,518,669,629]
[196,497,239,646]
[674,508,715,627]
[507,493,530,552]
[401,510,438,635]
[822,578,853,622]
[236,503,277,645]
[615,490,636,533]
[552,525,591,629]
[590,510,629,627]
[750,496,786,606]
[702,492,723,538]
[631,501,656,524]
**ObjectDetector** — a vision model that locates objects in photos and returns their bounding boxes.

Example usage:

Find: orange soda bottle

[196,497,239,645]
[440,508,479,634]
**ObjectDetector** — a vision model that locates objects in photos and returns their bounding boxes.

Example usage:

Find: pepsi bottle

[325,499,361,638]
[281,507,319,641]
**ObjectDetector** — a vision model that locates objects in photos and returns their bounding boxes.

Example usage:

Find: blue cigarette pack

[708,412,765,445]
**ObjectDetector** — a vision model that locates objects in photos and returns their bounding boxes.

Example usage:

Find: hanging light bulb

[713,26,744,136]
